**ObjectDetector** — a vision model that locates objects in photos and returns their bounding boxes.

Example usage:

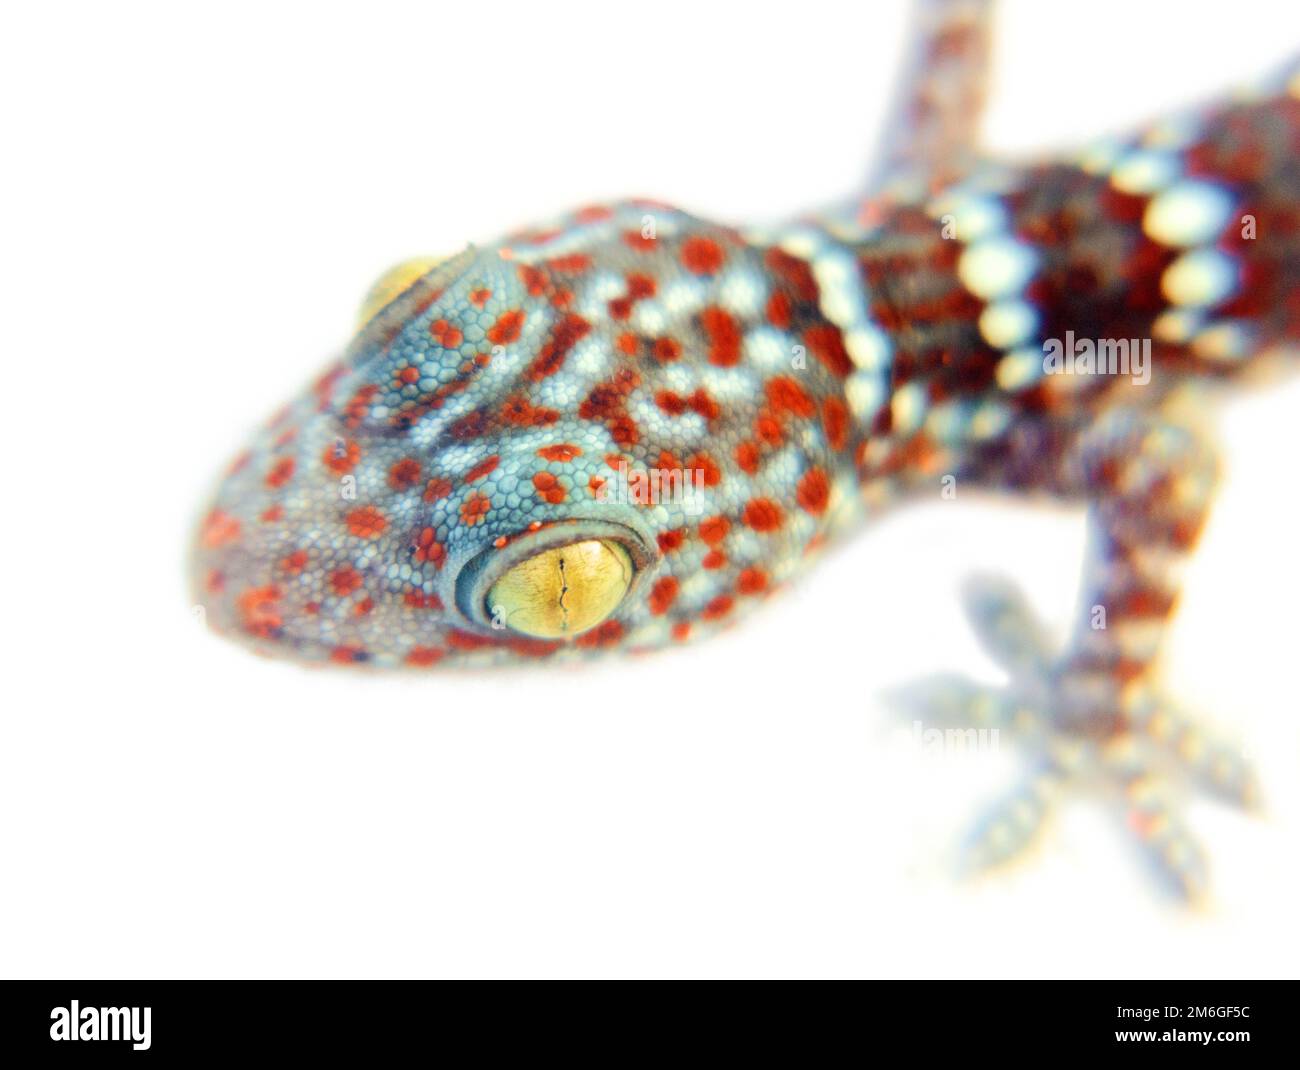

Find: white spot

[1152,307,1205,344]
[958,238,1038,301]
[631,301,668,334]
[969,399,1012,440]
[845,323,892,373]
[845,370,886,423]
[1078,137,1124,175]
[979,300,1038,349]
[1191,320,1253,362]
[1161,248,1239,308]
[890,381,927,436]
[812,249,861,325]
[569,337,609,377]
[995,347,1045,391]
[743,327,790,373]
[1143,180,1234,247]
[718,268,765,317]
[925,400,971,445]
[1110,149,1180,194]
[928,191,1008,242]
[659,278,704,320]
[777,228,822,259]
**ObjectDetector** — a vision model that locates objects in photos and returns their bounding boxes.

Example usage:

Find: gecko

[192,1,1300,899]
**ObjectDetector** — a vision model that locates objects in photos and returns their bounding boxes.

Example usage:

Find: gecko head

[190,203,853,668]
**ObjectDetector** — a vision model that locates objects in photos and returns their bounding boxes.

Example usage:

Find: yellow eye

[357,256,448,325]
[486,539,633,639]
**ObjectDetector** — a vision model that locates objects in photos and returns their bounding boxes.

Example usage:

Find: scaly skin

[192,1,1300,898]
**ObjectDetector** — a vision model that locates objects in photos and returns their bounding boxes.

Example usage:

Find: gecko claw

[889,572,1259,901]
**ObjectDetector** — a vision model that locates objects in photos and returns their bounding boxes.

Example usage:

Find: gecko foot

[888,573,1259,902]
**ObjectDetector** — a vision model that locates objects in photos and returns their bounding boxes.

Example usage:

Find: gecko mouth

[452,519,654,639]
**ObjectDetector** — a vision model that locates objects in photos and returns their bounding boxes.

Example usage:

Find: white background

[2,0,1298,979]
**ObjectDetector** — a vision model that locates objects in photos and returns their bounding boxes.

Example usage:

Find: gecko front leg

[899,407,1261,900]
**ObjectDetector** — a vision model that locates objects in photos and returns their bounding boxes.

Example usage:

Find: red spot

[681,236,725,275]
[430,318,463,348]
[346,506,388,539]
[423,477,453,502]
[701,595,734,621]
[464,455,500,483]
[764,248,818,301]
[501,394,560,427]
[653,337,681,362]
[797,468,830,515]
[330,645,367,664]
[607,414,639,447]
[575,619,624,648]
[265,456,295,488]
[237,585,282,638]
[742,498,783,532]
[527,313,590,380]
[450,410,489,440]
[623,229,657,250]
[686,452,721,487]
[766,290,792,329]
[259,505,283,523]
[656,390,687,415]
[737,568,768,595]
[280,549,309,574]
[200,509,241,548]
[323,439,361,475]
[628,272,656,298]
[804,324,855,377]
[765,376,815,418]
[406,646,444,667]
[702,550,727,570]
[469,288,492,307]
[532,471,567,504]
[701,306,742,366]
[547,253,592,274]
[483,308,525,347]
[413,527,446,568]
[518,264,547,296]
[754,411,783,445]
[648,576,679,615]
[689,389,720,421]
[657,528,685,553]
[341,385,379,430]
[538,443,582,462]
[617,332,639,355]
[671,621,692,641]
[734,441,760,474]
[699,516,730,545]
[404,590,444,611]
[459,492,491,526]
[388,457,422,490]
[822,397,850,451]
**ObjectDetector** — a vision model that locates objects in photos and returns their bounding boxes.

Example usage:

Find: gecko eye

[357,255,450,325]
[485,539,633,639]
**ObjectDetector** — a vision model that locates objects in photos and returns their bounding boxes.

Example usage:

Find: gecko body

[192,2,1300,897]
